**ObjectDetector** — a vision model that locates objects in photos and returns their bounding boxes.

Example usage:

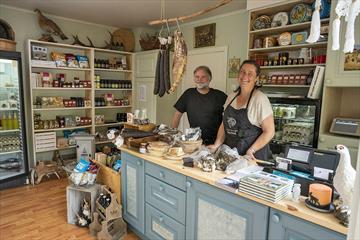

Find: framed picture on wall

[194,23,216,48]
[228,57,241,78]
[344,44,360,71]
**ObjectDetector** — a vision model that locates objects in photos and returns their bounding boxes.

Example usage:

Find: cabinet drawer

[145,203,185,240]
[145,162,186,191]
[146,175,186,224]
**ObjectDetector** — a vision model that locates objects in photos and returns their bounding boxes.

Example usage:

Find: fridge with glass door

[0,50,28,189]
[269,97,321,157]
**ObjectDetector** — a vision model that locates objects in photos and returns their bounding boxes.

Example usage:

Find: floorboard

[0,178,139,240]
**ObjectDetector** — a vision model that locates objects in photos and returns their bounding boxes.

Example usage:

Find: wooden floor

[0,178,139,240]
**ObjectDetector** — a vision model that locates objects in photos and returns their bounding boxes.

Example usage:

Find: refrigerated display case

[0,50,28,189]
[269,97,321,155]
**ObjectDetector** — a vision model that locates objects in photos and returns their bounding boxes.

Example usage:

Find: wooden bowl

[179,139,203,154]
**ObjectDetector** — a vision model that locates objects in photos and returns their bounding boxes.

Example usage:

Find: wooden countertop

[120,147,348,235]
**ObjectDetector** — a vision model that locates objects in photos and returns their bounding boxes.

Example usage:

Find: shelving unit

[315,1,360,168]
[247,0,329,152]
[27,39,134,165]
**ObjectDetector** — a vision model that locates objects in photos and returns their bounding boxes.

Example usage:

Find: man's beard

[196,82,209,89]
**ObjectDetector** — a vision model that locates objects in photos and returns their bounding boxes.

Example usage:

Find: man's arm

[171,110,183,128]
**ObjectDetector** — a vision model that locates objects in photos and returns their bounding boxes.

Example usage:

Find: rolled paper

[307,0,321,43]
[332,17,341,50]
[309,183,333,206]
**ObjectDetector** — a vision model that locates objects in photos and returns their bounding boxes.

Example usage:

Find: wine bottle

[13,112,19,129]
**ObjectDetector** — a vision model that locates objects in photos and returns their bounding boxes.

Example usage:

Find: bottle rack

[89,186,127,239]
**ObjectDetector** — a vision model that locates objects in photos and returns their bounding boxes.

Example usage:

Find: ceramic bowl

[179,139,203,154]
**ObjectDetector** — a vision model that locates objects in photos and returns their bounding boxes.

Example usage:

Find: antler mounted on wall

[148,0,232,25]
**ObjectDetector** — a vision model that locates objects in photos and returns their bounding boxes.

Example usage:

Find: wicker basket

[63,162,97,186]
[139,38,160,51]
[0,38,16,51]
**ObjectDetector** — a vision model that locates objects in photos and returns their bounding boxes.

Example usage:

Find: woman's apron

[223,89,271,160]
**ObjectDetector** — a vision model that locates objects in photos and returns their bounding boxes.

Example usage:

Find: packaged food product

[76,55,89,68]
[51,52,67,67]
[65,54,79,68]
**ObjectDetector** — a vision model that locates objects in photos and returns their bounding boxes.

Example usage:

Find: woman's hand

[246,147,256,160]
[207,143,221,153]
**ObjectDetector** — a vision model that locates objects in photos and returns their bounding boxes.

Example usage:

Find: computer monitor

[284,145,314,173]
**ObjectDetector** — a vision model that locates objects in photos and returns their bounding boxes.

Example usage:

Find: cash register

[267,145,340,196]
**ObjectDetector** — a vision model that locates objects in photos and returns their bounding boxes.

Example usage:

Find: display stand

[89,185,127,239]
[66,184,100,224]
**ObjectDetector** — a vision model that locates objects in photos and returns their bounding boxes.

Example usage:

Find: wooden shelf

[95,140,114,145]
[34,125,92,133]
[95,105,131,109]
[0,150,21,156]
[31,65,91,71]
[250,19,330,36]
[28,39,134,164]
[260,64,326,69]
[0,129,20,133]
[33,107,92,111]
[30,39,91,50]
[262,85,310,88]
[36,145,76,153]
[95,88,132,91]
[94,68,132,73]
[249,42,327,53]
[95,122,125,127]
[32,87,92,90]
[94,47,133,55]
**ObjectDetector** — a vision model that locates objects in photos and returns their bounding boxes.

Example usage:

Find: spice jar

[139,143,147,154]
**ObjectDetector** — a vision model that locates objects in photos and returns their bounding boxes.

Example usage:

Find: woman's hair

[234,60,261,93]
[193,65,212,81]
[239,60,260,76]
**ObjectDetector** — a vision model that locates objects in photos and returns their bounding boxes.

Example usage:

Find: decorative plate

[272,12,289,27]
[291,31,308,45]
[252,15,271,30]
[313,0,331,19]
[304,198,334,213]
[278,32,292,46]
[290,3,312,24]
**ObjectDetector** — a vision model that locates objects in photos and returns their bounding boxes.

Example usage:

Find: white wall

[246,0,287,10]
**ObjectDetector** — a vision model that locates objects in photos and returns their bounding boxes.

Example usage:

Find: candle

[309,183,332,207]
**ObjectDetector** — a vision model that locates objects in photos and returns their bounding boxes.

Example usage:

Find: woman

[208,60,275,160]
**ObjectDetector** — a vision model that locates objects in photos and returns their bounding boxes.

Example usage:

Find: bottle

[13,112,19,129]
[292,183,301,203]
[7,113,13,130]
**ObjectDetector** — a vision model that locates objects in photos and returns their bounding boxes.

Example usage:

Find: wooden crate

[123,122,156,132]
[124,135,159,148]
[66,184,100,225]
[95,160,121,204]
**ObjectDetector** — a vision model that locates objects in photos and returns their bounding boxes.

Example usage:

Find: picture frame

[344,45,360,71]
[228,57,241,78]
[194,23,216,48]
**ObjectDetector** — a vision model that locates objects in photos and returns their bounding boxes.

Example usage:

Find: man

[171,66,227,145]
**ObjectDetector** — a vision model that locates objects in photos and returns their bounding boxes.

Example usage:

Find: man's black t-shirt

[174,88,227,145]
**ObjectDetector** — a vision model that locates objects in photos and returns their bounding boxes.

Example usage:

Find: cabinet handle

[159,216,164,223]
[186,181,192,188]
[137,160,142,166]
[319,137,324,142]
[325,79,331,84]
[159,186,165,192]
[159,171,165,178]
[272,214,280,223]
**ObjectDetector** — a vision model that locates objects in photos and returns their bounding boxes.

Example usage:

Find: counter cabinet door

[121,152,145,234]
[268,209,346,240]
[186,178,269,240]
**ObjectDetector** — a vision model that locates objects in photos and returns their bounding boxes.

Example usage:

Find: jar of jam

[139,143,147,154]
